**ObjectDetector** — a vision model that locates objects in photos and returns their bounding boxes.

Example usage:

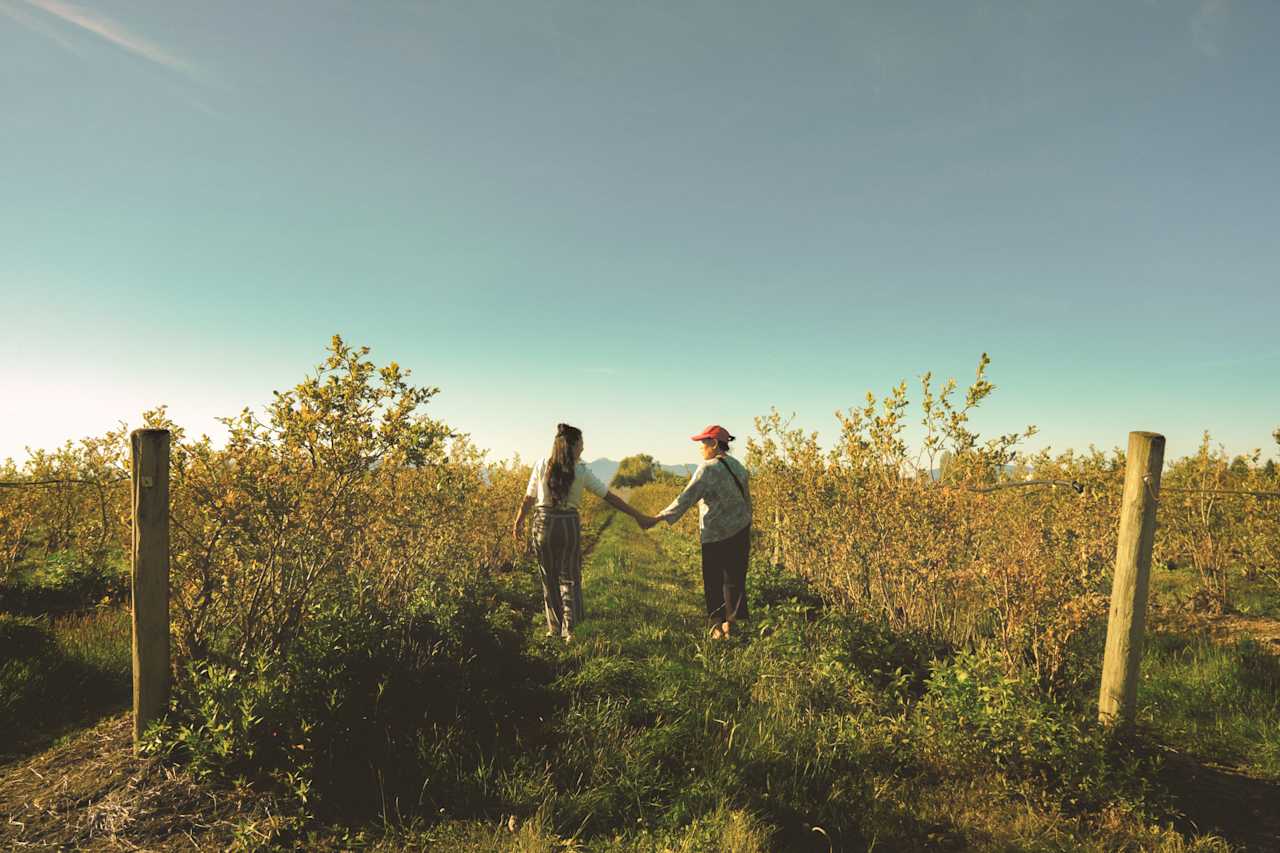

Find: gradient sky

[2,0,1277,467]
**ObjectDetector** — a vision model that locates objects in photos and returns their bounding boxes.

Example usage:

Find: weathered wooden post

[1098,431,1165,726]
[131,428,170,747]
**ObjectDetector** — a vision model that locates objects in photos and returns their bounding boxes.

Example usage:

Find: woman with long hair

[649,425,752,639]
[512,423,649,642]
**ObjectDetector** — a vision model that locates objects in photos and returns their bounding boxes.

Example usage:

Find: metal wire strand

[0,475,130,489]
[966,479,1085,494]
[1157,485,1280,500]
[1141,473,1280,502]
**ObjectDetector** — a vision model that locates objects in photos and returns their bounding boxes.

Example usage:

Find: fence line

[0,448,169,749]
[966,479,1084,494]
[1154,484,1280,500]
[957,479,1280,500]
[3,428,1273,743]
[6,474,1276,498]
[0,475,130,489]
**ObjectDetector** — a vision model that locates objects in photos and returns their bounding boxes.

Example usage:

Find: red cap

[690,424,735,443]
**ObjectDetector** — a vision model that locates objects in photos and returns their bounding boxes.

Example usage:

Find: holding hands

[601,490,662,532]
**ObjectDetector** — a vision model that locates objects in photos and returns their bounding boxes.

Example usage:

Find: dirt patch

[1154,611,1280,654]
[0,713,286,851]
[1199,614,1280,652]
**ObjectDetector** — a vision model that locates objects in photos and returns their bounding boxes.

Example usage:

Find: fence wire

[1155,485,1280,500]
[942,477,1280,502]
[966,479,1085,494]
[0,474,130,489]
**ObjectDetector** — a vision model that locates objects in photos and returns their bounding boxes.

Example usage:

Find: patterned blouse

[657,454,752,544]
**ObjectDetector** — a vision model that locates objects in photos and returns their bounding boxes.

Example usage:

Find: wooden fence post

[131,429,170,747]
[1098,431,1165,726]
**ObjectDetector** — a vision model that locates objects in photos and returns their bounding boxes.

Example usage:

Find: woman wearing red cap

[649,425,752,639]
[513,423,650,642]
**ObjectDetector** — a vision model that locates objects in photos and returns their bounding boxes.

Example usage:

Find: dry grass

[1163,613,1280,654]
[0,713,287,851]
[902,777,1237,853]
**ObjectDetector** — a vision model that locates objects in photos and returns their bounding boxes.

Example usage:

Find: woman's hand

[513,495,533,542]
[637,515,659,531]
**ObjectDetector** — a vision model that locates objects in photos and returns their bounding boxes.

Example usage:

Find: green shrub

[748,560,825,612]
[915,648,1146,809]
[0,549,128,615]
[149,574,552,819]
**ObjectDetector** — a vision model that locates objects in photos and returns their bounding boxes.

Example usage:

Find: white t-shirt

[525,458,609,509]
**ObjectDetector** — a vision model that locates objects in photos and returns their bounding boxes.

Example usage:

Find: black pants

[702,524,750,624]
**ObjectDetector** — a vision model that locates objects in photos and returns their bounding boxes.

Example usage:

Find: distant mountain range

[585,458,696,485]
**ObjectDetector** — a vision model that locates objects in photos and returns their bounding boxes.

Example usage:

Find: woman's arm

[655,466,706,525]
[512,494,535,541]
[603,490,655,527]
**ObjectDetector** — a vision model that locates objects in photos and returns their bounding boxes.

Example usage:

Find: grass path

[501,513,956,850]
[571,509,707,654]
[499,511,824,850]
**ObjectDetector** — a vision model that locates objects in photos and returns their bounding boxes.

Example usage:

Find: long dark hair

[546,423,582,506]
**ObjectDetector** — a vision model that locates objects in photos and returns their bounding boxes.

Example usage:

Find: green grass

[1140,633,1280,779]
[0,547,133,758]
[0,606,131,758]
[377,513,1233,850]
[0,549,129,616]
[1149,563,1201,611]
[1231,576,1280,619]
[473,517,910,848]
[1149,562,1280,618]
[1142,560,1280,780]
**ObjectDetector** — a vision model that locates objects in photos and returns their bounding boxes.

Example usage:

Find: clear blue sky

[2,1,1277,467]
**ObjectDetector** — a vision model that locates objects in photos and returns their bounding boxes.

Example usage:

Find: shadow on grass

[0,609,131,765]
[1157,748,1280,853]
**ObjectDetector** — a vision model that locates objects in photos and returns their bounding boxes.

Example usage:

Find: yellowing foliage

[747,358,1279,686]
[2,338,529,665]
[2,347,1276,683]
